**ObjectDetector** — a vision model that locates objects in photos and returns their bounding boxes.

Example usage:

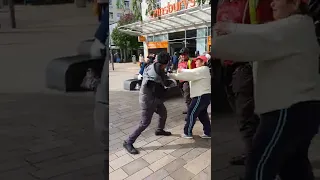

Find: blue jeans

[139,62,146,75]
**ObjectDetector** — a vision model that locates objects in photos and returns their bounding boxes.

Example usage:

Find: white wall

[109,23,117,46]
[109,0,133,24]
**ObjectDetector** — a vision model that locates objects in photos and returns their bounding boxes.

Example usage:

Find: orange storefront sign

[151,0,196,18]
[147,41,168,49]
[138,36,146,42]
[207,36,211,51]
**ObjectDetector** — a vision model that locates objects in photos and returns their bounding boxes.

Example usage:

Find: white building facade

[118,0,211,57]
[109,0,132,24]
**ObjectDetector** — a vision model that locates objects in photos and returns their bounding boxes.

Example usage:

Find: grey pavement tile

[143,168,169,180]
[121,158,150,175]
[47,165,104,180]
[192,171,210,180]
[33,149,101,169]
[25,146,85,164]
[31,154,104,179]
[0,165,39,180]
[181,149,203,162]
[109,138,122,146]
[163,158,187,174]
[170,167,195,180]
[28,139,74,153]
[170,145,194,158]
[0,159,32,172]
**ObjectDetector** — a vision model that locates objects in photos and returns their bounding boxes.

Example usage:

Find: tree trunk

[119,49,123,63]
[8,0,16,28]
[123,48,127,63]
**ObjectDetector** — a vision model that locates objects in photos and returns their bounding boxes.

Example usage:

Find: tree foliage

[111,13,142,50]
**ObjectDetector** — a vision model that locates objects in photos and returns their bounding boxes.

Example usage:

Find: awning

[118,4,211,36]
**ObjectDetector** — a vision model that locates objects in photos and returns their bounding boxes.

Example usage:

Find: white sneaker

[200,134,211,139]
[181,134,193,139]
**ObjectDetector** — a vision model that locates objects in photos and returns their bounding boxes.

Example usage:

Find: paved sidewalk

[0,4,97,93]
[109,91,211,180]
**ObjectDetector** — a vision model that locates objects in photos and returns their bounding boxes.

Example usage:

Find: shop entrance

[148,48,167,55]
[169,40,184,55]
[167,29,207,58]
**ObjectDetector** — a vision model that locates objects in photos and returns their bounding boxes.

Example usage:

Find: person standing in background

[178,47,196,114]
[172,52,179,72]
[216,0,274,166]
[139,54,144,67]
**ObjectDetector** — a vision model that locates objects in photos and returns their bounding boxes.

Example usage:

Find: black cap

[179,47,189,55]
[157,52,170,65]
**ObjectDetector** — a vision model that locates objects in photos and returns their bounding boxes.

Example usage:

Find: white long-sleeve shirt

[212,15,320,114]
[169,66,211,98]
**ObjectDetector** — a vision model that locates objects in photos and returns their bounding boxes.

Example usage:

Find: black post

[8,0,16,28]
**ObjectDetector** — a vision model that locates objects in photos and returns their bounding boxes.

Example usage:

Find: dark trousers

[98,3,108,22]
[182,82,191,106]
[126,98,167,144]
[184,94,211,136]
[172,63,178,71]
[245,101,320,180]
[231,64,260,154]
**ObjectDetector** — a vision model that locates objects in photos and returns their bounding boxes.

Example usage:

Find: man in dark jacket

[123,52,172,154]
[177,47,196,114]
[216,0,274,166]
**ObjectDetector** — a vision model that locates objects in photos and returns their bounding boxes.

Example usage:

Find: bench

[123,79,142,91]
[46,55,104,92]
[164,79,181,98]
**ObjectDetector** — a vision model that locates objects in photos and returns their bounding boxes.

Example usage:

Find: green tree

[111,13,142,62]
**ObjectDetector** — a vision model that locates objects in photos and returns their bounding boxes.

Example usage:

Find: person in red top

[216,0,274,166]
[178,47,196,114]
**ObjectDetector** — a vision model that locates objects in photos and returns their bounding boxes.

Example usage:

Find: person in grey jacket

[123,52,172,154]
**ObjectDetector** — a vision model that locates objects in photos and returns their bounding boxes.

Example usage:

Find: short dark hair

[157,52,170,64]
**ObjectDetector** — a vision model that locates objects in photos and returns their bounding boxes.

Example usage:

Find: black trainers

[155,129,172,136]
[123,141,139,154]
[182,110,187,114]
[229,155,246,166]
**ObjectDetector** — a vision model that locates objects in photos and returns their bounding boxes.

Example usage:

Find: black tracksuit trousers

[244,101,320,180]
